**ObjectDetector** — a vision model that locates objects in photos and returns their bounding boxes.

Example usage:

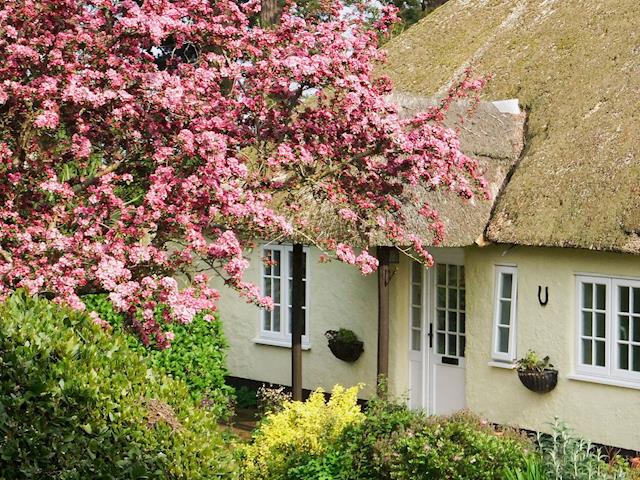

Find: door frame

[407,248,465,413]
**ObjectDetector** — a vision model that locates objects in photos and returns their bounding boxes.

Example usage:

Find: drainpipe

[377,246,391,393]
[291,243,304,401]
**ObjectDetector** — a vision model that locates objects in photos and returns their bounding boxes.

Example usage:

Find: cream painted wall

[211,245,379,398]
[465,245,640,450]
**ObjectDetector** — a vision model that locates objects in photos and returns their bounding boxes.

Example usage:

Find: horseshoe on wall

[538,286,549,306]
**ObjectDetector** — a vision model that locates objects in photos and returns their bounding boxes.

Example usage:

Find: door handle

[428,323,433,349]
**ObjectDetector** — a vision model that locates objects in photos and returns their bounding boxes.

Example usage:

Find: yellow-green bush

[241,385,364,479]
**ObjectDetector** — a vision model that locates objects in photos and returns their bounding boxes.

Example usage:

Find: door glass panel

[411,329,421,351]
[434,263,465,359]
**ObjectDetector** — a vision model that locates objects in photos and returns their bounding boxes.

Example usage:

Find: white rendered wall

[465,245,640,450]
[210,245,379,398]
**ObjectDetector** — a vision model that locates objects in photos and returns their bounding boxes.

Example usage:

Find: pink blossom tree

[0,0,486,348]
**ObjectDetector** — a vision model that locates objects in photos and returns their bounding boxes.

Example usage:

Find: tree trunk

[260,0,282,28]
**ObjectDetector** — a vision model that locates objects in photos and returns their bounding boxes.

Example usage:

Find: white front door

[408,251,466,415]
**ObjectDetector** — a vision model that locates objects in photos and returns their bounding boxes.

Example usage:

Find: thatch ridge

[383,0,640,253]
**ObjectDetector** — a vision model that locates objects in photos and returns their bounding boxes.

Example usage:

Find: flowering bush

[241,385,364,479]
[0,0,486,346]
[0,292,236,479]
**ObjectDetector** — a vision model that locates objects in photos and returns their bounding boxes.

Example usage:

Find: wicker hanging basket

[517,369,558,393]
[325,330,364,363]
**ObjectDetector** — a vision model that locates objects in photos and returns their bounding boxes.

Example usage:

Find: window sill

[567,373,640,391]
[488,361,517,370]
[253,338,311,350]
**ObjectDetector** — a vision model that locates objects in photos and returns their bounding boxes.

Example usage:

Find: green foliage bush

[84,294,233,417]
[340,397,533,480]
[0,292,237,479]
[240,385,364,480]
[535,419,627,480]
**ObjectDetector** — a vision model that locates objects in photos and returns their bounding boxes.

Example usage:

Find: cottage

[213,0,640,450]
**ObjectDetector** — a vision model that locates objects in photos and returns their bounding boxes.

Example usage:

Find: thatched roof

[293,97,525,247]
[383,0,640,253]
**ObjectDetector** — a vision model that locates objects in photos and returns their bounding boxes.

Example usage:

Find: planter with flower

[516,350,558,393]
[325,328,364,362]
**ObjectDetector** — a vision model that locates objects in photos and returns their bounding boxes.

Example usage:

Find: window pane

[595,340,606,367]
[436,264,446,285]
[448,334,457,356]
[459,312,466,333]
[634,288,640,314]
[437,309,446,330]
[459,266,465,288]
[500,300,511,325]
[263,310,271,331]
[412,283,422,305]
[437,333,445,354]
[583,283,593,309]
[498,326,510,353]
[448,265,458,286]
[273,279,280,303]
[619,315,629,341]
[437,287,446,308]
[596,284,606,310]
[411,329,421,351]
[582,339,592,365]
[633,346,640,372]
[582,311,593,336]
[265,249,274,275]
[459,335,466,357]
[411,307,421,328]
[273,250,281,276]
[459,289,466,311]
[634,317,640,342]
[412,261,421,281]
[620,286,630,313]
[273,306,280,332]
[619,343,629,370]
[263,277,272,297]
[501,273,513,299]
[595,312,606,338]
[448,288,458,309]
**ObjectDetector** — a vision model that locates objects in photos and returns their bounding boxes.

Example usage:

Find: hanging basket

[325,330,364,363]
[517,369,558,393]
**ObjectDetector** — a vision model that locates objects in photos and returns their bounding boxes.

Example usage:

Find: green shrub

[0,292,237,479]
[84,293,233,417]
[241,385,364,480]
[340,397,533,480]
[538,419,627,480]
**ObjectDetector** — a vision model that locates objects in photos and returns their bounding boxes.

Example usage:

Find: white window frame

[575,274,640,384]
[258,244,310,347]
[491,265,518,362]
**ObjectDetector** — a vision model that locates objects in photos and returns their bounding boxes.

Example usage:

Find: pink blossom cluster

[0,0,486,347]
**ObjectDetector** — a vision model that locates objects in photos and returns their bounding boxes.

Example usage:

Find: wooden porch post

[377,246,391,392]
[291,243,304,401]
